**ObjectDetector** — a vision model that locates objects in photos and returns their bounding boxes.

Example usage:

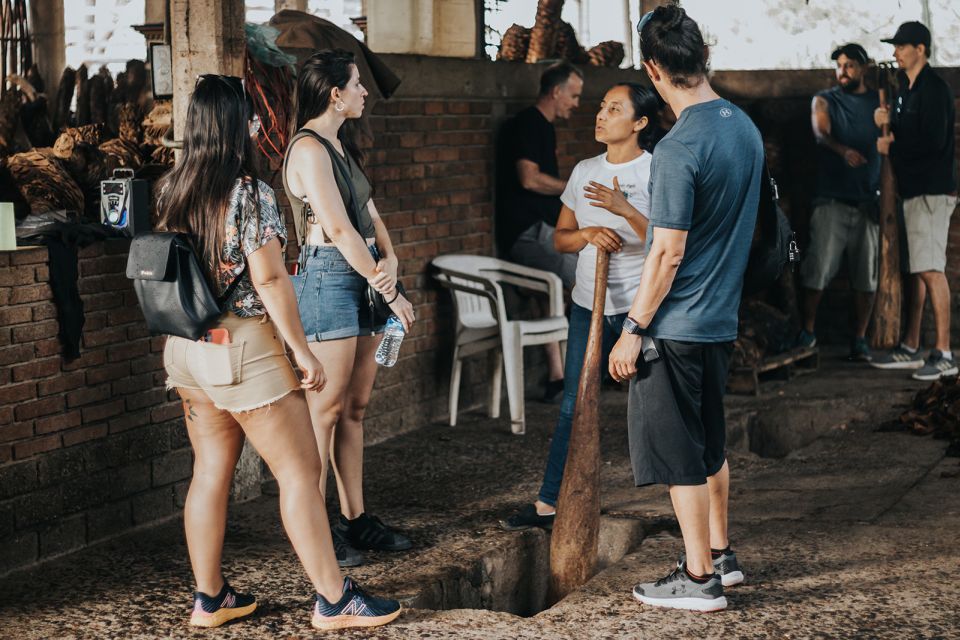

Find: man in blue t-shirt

[609,6,763,612]
[798,43,880,361]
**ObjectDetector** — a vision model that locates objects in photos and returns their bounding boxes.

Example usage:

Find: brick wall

[0,241,190,573]
[1,57,957,576]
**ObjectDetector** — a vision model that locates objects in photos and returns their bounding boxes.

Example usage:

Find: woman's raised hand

[584,177,632,218]
[580,226,622,253]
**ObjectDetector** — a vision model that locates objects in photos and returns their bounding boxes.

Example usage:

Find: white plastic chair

[432,254,568,435]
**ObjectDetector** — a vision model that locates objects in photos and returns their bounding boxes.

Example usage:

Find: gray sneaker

[679,549,745,587]
[870,345,924,370]
[632,563,727,612]
[911,350,959,381]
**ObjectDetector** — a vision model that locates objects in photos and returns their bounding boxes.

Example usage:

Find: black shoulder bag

[299,129,404,325]
[742,161,800,295]
[126,233,246,340]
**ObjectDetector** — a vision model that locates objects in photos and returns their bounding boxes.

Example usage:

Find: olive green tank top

[282,129,376,248]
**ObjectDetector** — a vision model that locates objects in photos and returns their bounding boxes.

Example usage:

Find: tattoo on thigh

[184,399,197,422]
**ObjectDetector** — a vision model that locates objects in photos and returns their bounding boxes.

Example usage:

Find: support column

[276,0,308,11]
[28,0,65,92]
[366,0,476,57]
[169,0,262,500]
[170,0,246,141]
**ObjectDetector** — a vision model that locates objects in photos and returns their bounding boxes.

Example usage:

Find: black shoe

[332,524,364,567]
[498,503,555,531]
[339,513,413,552]
[542,378,564,404]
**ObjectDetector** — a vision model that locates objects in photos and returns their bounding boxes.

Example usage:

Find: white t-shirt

[560,151,652,315]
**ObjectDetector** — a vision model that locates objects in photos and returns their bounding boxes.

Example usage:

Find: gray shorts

[508,221,577,289]
[903,194,957,274]
[800,198,879,292]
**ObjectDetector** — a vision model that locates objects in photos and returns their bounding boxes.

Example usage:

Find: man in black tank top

[798,43,880,361]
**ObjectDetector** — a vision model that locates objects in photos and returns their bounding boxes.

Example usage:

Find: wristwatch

[622,316,647,336]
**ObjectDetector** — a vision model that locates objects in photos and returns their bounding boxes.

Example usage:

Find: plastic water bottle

[375,315,405,367]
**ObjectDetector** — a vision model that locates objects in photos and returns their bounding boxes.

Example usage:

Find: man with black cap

[871,21,958,381]
[798,43,880,361]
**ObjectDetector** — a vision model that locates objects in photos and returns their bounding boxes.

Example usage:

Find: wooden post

[872,64,901,349]
[548,248,609,604]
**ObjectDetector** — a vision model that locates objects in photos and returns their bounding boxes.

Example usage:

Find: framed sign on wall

[150,43,173,99]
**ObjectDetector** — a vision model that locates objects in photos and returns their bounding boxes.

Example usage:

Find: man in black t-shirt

[495,62,583,401]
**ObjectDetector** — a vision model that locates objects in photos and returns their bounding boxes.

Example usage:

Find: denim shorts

[291,244,384,342]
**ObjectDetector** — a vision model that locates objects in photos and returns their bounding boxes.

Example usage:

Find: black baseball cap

[830,43,869,65]
[881,21,931,49]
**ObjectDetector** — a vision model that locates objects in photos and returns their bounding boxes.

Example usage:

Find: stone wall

[0,56,957,576]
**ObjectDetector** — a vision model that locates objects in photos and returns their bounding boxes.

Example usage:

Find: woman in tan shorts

[158,74,400,631]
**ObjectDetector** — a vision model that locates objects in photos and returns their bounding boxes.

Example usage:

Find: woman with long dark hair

[282,50,415,567]
[500,83,664,530]
[158,74,400,630]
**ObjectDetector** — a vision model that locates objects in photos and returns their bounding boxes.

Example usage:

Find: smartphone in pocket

[203,328,231,345]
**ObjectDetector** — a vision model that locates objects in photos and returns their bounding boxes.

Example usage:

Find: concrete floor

[0,351,957,639]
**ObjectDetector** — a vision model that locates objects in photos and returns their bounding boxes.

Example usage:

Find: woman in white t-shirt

[500,83,665,530]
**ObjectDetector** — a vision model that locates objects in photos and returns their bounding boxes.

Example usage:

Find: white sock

[900,342,918,354]
[941,350,953,360]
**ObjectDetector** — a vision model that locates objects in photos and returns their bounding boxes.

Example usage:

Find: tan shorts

[800,198,879,292]
[163,313,300,412]
[903,194,958,273]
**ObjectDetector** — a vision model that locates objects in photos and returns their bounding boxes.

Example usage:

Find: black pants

[627,339,733,486]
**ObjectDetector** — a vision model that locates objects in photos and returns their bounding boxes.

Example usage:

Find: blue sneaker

[312,577,401,630]
[848,337,872,362]
[189,583,257,628]
[795,329,817,349]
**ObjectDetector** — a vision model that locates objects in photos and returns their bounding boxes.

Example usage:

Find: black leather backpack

[743,162,799,295]
[126,233,245,340]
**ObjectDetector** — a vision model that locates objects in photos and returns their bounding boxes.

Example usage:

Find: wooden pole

[872,63,901,349]
[548,248,609,604]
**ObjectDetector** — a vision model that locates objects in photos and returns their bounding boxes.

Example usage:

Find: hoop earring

[335,100,345,112]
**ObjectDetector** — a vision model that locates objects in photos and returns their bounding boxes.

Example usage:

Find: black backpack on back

[743,162,799,295]
[126,233,245,340]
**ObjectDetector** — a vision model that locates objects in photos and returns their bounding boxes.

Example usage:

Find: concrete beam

[170,0,246,140]
[28,0,65,93]
[367,0,476,58]
[276,0,308,11]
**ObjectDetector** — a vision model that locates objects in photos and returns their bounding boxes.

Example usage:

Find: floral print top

[218,179,286,317]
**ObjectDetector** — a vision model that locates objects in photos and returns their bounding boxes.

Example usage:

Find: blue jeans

[538,303,628,507]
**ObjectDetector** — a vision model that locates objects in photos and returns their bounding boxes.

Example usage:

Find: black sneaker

[312,577,401,630]
[339,513,413,552]
[498,503,555,531]
[332,523,364,567]
[542,378,564,404]
[189,582,257,628]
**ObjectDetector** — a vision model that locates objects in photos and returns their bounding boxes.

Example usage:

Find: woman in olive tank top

[283,49,415,567]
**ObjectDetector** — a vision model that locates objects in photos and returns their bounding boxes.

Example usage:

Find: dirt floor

[0,350,957,639]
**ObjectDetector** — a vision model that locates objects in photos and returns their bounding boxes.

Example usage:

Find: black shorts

[627,339,733,486]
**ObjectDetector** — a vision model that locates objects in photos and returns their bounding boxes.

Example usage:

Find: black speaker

[100,168,150,237]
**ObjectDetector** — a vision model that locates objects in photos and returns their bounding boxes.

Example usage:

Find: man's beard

[839,77,861,92]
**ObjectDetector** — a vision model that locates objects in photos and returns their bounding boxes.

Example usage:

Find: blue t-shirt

[646,99,764,343]
[815,87,880,202]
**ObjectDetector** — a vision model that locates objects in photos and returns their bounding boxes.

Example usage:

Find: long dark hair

[293,49,368,180]
[157,75,259,280]
[615,83,666,152]
[639,5,707,88]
